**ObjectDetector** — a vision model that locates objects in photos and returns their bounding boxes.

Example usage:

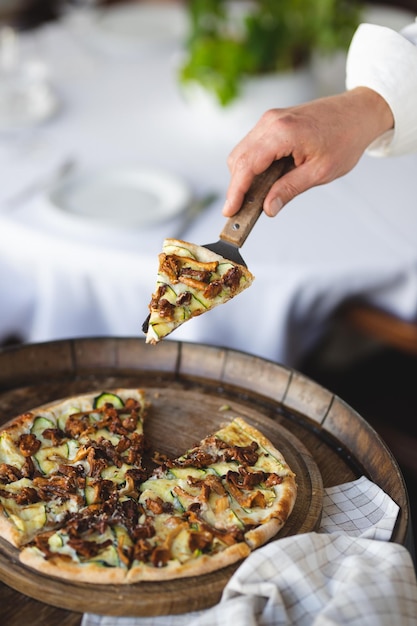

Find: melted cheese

[7,502,47,535]
[0,432,26,468]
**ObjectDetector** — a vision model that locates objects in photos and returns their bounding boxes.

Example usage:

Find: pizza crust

[0,412,36,437]
[1,389,148,425]
[163,239,238,266]
[19,540,250,585]
[243,475,298,549]
[223,418,290,466]
[19,547,128,585]
[127,542,250,583]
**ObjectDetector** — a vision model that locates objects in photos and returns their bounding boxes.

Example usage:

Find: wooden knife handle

[219,156,294,248]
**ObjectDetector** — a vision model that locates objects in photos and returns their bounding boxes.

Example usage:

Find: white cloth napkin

[82,476,417,626]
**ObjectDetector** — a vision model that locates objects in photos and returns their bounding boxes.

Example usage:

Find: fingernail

[269,198,283,217]
[222,200,231,216]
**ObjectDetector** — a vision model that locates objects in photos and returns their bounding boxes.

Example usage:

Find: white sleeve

[345,20,417,157]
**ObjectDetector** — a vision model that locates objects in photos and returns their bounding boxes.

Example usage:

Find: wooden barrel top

[0,338,411,625]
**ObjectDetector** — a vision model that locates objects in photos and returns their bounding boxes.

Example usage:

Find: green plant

[179,0,363,106]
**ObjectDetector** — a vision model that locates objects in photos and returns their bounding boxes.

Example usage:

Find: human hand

[223,87,394,217]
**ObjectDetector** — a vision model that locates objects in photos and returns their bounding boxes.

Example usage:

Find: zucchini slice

[169,467,206,480]
[34,442,70,475]
[93,392,124,409]
[30,416,55,441]
[88,544,120,567]
[48,532,65,550]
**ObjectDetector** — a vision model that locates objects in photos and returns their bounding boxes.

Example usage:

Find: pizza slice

[144,238,254,344]
[127,417,297,581]
[140,417,297,550]
[0,389,148,548]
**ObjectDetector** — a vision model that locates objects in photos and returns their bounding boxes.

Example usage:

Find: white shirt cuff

[346,21,417,156]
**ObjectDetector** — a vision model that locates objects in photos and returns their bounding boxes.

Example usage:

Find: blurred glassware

[0,23,59,133]
[0,22,18,70]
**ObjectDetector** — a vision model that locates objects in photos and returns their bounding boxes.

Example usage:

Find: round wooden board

[0,386,323,617]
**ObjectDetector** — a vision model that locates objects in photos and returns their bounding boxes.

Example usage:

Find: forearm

[343,87,393,148]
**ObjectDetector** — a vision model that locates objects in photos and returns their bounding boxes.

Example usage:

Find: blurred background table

[0,0,416,369]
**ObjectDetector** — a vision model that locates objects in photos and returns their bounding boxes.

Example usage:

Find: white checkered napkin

[82,477,417,626]
[319,475,400,540]
[222,533,417,626]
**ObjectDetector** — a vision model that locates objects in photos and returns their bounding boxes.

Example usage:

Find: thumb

[263,164,317,216]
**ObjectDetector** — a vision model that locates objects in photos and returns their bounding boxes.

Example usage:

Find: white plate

[69,3,188,58]
[47,166,192,231]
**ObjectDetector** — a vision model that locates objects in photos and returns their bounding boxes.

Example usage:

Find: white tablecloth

[1,4,417,367]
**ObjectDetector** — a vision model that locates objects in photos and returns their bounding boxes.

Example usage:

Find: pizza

[144,238,254,344]
[0,389,297,584]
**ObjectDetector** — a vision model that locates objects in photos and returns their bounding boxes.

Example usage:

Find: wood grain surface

[0,338,411,625]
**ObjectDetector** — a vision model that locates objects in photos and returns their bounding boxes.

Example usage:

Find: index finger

[223,148,280,216]
[222,168,255,217]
